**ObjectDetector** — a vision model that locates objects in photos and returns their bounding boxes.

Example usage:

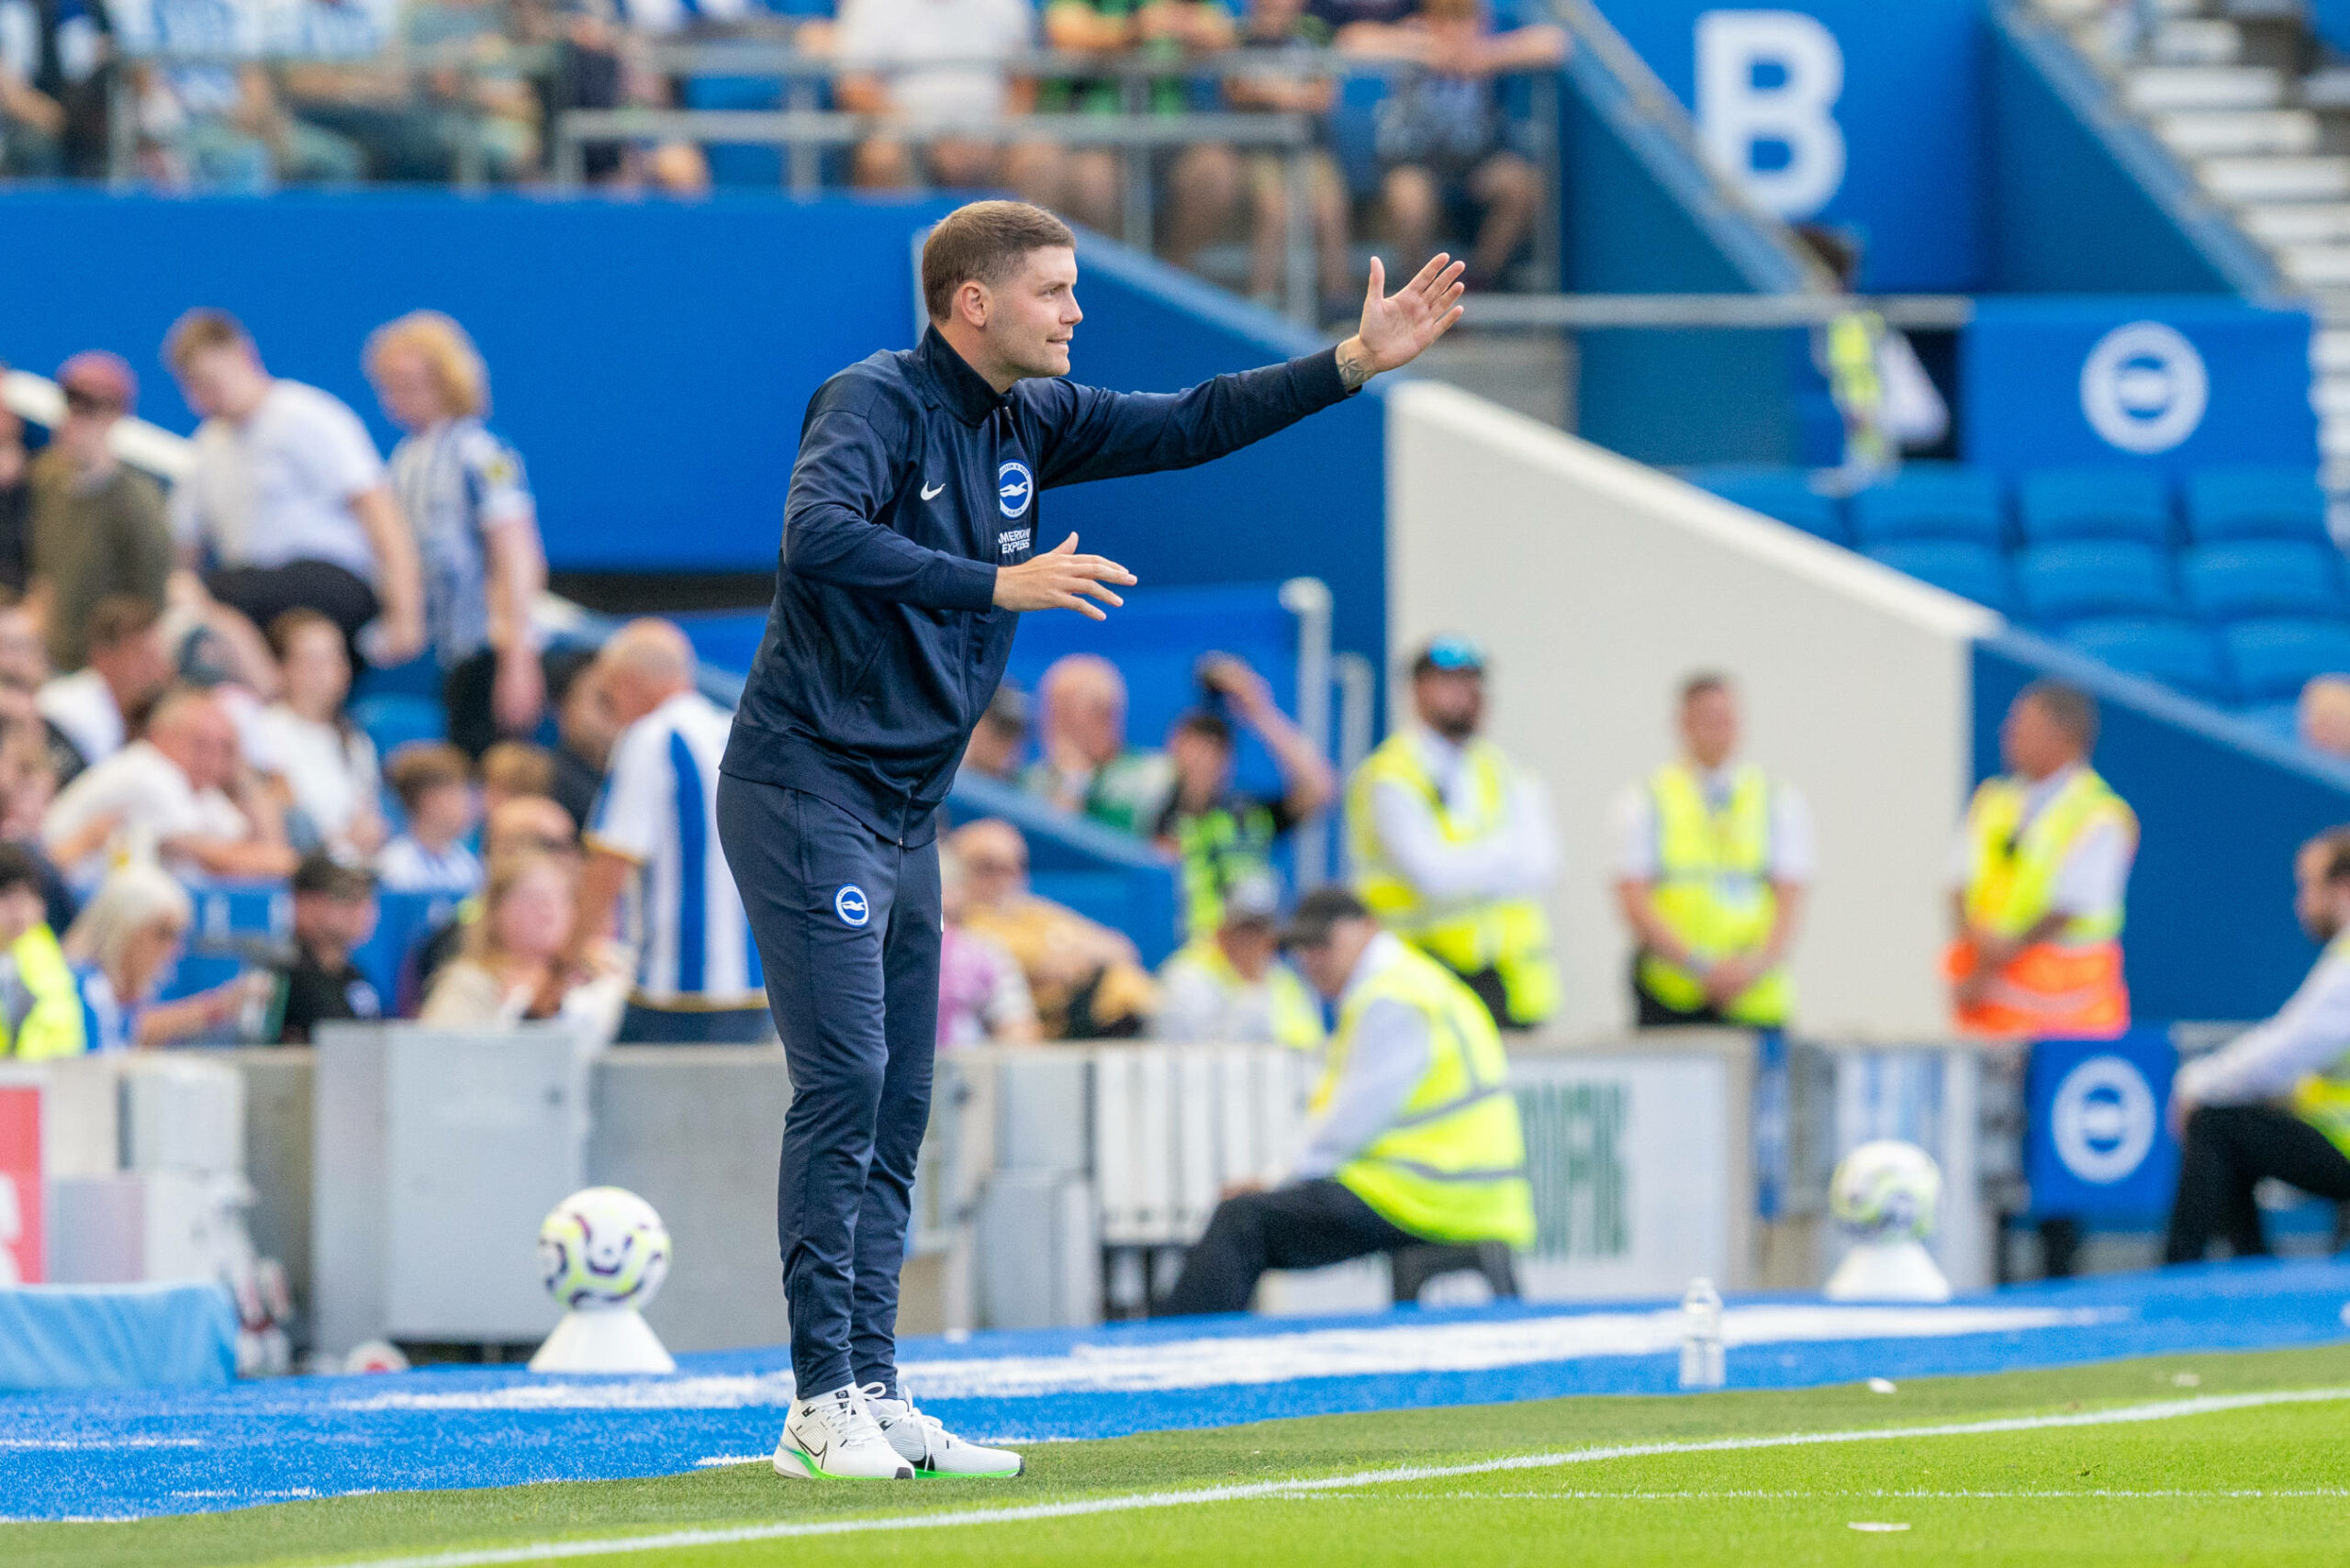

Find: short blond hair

[365,310,489,419]
[64,862,193,980]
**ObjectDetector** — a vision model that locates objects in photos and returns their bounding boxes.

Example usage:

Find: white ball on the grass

[1829,1140,1942,1241]
[538,1186,671,1311]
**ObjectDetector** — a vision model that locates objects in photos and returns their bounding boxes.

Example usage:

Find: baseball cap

[58,351,137,413]
[1411,634,1486,677]
[1278,885,1371,949]
[1221,870,1282,928]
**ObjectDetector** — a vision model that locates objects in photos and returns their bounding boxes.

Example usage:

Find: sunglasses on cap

[1417,635,1486,674]
[62,386,123,415]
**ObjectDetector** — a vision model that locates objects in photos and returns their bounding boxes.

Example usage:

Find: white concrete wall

[1384,383,1998,1039]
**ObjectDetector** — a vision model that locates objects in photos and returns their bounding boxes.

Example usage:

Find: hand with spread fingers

[1336,252,1470,390]
[992,532,1138,621]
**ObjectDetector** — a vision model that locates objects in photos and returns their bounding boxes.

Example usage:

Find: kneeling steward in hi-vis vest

[2289,932,2350,1160]
[1164,934,1325,1050]
[1948,768,2136,1037]
[1316,939,1537,1249]
[1636,761,1790,1026]
[1348,733,1559,1027]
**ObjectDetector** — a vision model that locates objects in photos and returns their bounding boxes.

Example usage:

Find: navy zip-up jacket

[721,325,1353,845]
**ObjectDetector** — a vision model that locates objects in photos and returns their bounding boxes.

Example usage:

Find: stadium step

[2154,107,2318,155]
[2124,65,2284,112]
[2314,327,2350,375]
[2277,242,2350,286]
[2197,154,2350,202]
[2242,202,2350,244]
[2313,376,2350,420]
[2153,18,2244,65]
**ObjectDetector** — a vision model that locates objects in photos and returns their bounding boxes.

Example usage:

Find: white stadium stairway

[2032,0,2350,520]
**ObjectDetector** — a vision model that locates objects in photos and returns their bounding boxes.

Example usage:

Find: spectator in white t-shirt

[366,310,549,758]
[250,608,386,857]
[829,0,1063,203]
[161,309,426,669]
[375,740,482,894]
[42,684,297,882]
[36,595,174,782]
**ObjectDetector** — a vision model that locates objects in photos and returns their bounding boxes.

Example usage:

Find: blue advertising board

[2025,1031,2180,1221]
[1590,0,1986,291]
[1964,298,2317,476]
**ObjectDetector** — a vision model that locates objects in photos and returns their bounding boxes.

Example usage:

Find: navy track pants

[716,775,941,1397]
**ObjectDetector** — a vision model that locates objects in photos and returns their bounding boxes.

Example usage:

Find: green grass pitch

[17,1345,2350,1568]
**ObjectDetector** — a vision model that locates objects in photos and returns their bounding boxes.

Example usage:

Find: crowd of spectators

[0,0,1566,305]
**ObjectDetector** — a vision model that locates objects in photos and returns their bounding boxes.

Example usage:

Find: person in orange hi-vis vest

[1946,681,2138,1040]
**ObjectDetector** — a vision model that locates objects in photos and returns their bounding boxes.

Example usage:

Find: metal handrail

[1458,294,1976,330]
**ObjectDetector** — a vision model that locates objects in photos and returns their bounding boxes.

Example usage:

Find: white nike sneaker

[773,1384,915,1480]
[862,1383,1025,1478]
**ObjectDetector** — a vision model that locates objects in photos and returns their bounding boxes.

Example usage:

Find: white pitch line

[1291,1488,2350,1502]
[316,1386,2350,1568]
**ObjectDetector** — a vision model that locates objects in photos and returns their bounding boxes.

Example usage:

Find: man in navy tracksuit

[717,200,1464,1481]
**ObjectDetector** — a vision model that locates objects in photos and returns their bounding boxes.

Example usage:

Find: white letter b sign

[1696,10,1847,219]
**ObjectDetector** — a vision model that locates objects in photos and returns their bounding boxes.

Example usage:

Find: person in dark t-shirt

[269,852,383,1043]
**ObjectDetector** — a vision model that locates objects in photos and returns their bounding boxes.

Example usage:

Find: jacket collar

[915,325,1011,427]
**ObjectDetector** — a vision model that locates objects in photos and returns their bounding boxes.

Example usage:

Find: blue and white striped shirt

[386,417,534,669]
[588,691,764,1010]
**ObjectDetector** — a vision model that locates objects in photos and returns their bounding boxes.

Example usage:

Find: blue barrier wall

[0,192,1387,676]
[1561,45,1810,465]
[1593,0,1987,292]
[1974,632,2350,1024]
[1985,12,2270,297]
[1963,297,2317,475]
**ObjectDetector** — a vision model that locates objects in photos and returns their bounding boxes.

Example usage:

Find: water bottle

[1678,1276,1725,1390]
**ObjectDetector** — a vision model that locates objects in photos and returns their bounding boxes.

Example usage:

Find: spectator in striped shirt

[375,741,483,895]
[570,618,771,1043]
[367,310,548,758]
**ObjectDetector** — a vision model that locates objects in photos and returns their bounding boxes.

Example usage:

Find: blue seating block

[1862,542,2016,615]
[350,694,447,760]
[2016,469,2174,546]
[2180,542,2347,620]
[1848,464,2006,546]
[2221,617,2350,702]
[2015,542,2182,624]
[1684,465,1847,544]
[2059,617,2232,702]
[2183,465,2330,543]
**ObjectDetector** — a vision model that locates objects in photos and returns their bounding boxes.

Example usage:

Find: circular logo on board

[997,460,1035,519]
[2051,1055,2157,1184]
[2079,321,2208,454]
[834,885,871,928]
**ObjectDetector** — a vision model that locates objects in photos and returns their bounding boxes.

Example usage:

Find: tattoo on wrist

[1337,343,1371,393]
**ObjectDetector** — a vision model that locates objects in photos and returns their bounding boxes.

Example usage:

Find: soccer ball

[537,1187,671,1312]
[1829,1140,1942,1241]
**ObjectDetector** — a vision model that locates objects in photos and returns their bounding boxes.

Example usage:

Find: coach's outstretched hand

[994,532,1137,621]
[1336,253,1469,391]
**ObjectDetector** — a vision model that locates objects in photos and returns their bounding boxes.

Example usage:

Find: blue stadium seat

[2182,465,2330,544]
[2058,618,2233,703]
[351,694,448,760]
[2239,701,2303,745]
[2220,618,2350,703]
[1684,465,1847,545]
[2014,542,2182,624]
[2179,542,2348,621]
[2015,469,2174,546]
[1862,542,2016,615]
[1847,465,2006,547]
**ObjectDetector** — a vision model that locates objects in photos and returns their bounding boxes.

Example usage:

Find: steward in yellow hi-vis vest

[1947,684,2136,1040]
[2165,829,2350,1262]
[1344,636,1558,1031]
[0,924,85,1061]
[1160,889,1534,1316]
[1151,872,1325,1049]
[1614,676,1812,1029]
